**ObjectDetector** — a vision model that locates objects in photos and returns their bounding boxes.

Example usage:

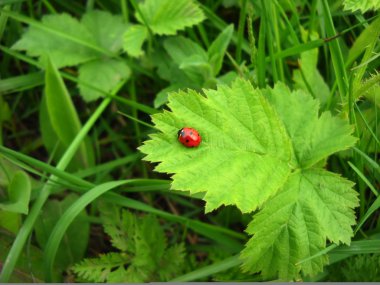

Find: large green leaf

[12,13,98,68]
[140,79,292,213]
[78,58,131,102]
[136,0,205,35]
[140,78,358,280]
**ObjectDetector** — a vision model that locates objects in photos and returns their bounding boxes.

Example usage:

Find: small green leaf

[12,13,98,68]
[343,0,380,13]
[0,171,31,214]
[123,24,148,57]
[137,0,205,35]
[43,57,94,169]
[78,58,131,102]
[207,24,234,76]
[81,10,127,53]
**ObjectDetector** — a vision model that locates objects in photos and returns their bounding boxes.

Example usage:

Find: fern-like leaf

[71,252,131,282]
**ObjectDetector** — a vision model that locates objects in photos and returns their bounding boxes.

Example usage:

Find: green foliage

[123,24,148,57]
[0,171,31,214]
[293,30,330,106]
[327,254,380,281]
[140,78,359,280]
[136,0,205,35]
[152,25,234,107]
[12,10,130,101]
[343,0,380,13]
[347,17,380,66]
[40,57,94,170]
[34,194,89,272]
[123,0,205,57]
[2,0,379,282]
[0,231,57,282]
[72,205,186,282]
[12,13,98,67]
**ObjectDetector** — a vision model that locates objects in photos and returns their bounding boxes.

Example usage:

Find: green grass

[0,0,379,282]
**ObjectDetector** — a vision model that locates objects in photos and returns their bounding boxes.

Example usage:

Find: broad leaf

[12,13,98,68]
[78,58,130,102]
[123,24,148,57]
[82,10,127,53]
[140,78,358,280]
[136,0,205,35]
[241,169,358,280]
[140,79,292,213]
[0,171,31,214]
[343,0,380,12]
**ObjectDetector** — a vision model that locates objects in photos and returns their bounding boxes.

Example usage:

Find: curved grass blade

[43,180,129,281]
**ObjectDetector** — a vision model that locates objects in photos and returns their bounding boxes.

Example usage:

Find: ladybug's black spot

[186,139,189,143]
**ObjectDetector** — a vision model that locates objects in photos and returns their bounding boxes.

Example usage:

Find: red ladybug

[177,127,201,147]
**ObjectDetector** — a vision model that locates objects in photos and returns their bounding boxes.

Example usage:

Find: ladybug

[177,127,201,148]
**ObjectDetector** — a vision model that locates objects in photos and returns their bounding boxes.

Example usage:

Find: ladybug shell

[177,127,201,147]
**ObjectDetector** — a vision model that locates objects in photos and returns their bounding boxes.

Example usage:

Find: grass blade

[43,180,129,281]
[170,254,241,282]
